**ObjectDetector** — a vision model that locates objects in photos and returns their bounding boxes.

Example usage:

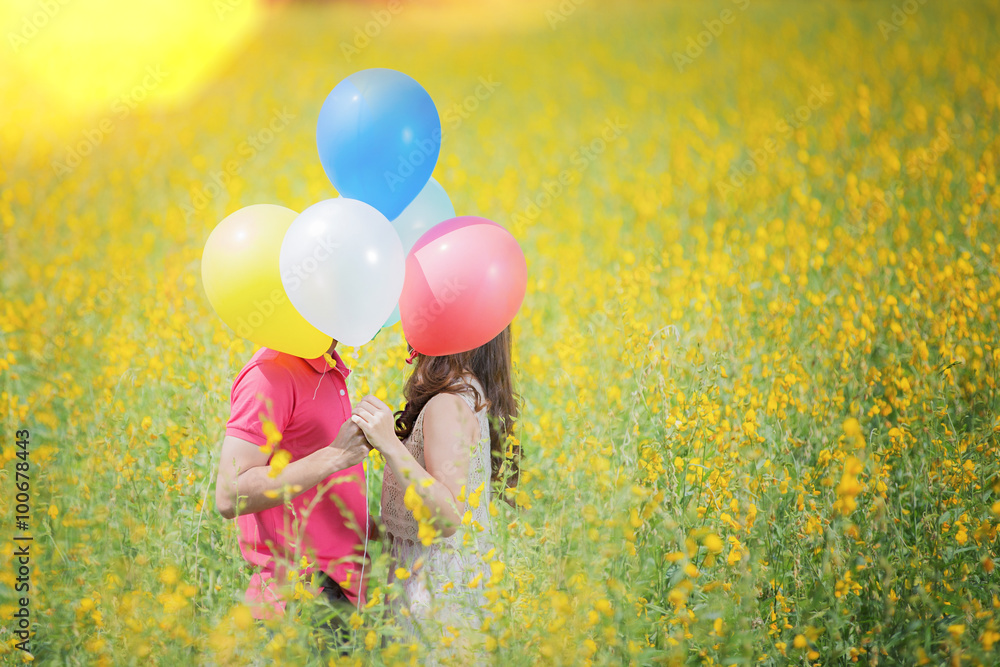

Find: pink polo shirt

[225,346,369,619]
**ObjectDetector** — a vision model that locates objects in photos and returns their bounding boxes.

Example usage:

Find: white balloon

[280,198,405,347]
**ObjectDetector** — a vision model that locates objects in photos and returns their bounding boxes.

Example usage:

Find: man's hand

[329,419,372,469]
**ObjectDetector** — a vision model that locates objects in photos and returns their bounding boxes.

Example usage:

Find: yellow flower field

[1,0,999,664]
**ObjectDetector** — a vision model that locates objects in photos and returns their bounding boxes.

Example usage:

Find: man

[214,338,373,643]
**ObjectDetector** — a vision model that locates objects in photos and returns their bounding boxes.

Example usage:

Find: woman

[350,325,519,659]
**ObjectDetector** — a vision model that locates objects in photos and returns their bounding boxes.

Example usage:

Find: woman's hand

[351,395,400,453]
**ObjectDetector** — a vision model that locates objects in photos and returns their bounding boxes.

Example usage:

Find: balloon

[280,198,405,347]
[382,177,456,329]
[201,204,332,358]
[383,304,402,329]
[316,68,441,221]
[400,216,527,356]
[392,177,456,254]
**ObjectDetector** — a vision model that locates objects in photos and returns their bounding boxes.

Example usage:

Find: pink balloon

[400,216,527,356]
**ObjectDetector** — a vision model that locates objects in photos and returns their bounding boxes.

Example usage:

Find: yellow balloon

[201,204,331,358]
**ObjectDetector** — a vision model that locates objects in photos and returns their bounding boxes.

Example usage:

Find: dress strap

[458,376,485,414]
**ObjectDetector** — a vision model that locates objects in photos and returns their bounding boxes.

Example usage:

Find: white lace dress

[380,377,494,659]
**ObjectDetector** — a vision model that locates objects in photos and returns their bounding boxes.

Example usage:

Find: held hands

[351,395,399,453]
[329,419,371,468]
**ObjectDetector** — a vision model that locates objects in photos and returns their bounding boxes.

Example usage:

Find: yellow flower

[489,561,506,582]
[159,566,178,586]
[404,484,431,521]
[468,482,485,509]
[267,448,291,478]
[418,520,436,546]
[835,456,865,515]
[85,637,106,654]
[231,605,253,630]
[261,420,282,444]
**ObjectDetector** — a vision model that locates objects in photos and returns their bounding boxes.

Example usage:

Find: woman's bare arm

[352,393,479,536]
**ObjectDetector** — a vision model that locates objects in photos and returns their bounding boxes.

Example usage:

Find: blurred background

[1,0,576,148]
[2,1,1000,665]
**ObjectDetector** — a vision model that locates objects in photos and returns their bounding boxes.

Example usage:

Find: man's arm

[215,420,370,520]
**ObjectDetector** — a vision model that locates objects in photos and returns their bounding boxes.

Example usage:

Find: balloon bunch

[201,68,527,357]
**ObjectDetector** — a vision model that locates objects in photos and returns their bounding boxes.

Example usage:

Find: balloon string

[345,341,410,614]
[357,460,370,613]
[314,362,328,400]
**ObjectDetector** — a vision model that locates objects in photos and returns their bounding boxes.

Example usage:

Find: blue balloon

[317,69,441,221]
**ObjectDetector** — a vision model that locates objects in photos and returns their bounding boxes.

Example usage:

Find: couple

[213,325,517,658]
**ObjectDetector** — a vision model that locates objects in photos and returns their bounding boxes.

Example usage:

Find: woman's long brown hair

[395,325,520,496]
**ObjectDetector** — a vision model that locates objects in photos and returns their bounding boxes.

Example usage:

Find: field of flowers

[2,0,1000,664]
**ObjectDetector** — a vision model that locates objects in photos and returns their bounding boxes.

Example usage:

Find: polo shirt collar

[305,347,351,377]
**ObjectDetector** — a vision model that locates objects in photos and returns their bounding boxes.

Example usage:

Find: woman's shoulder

[421,390,480,439]
[422,390,477,418]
